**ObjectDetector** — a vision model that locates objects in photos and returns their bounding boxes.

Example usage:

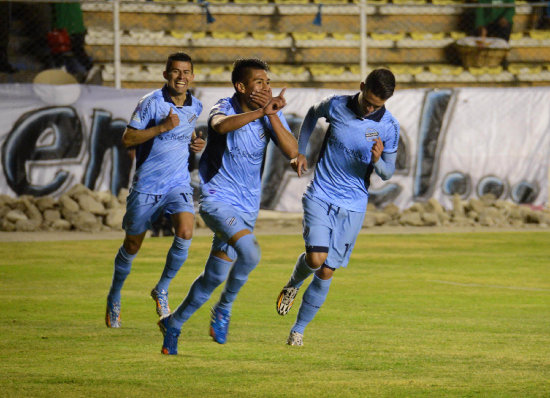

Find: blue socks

[170,254,231,329]
[288,252,317,288]
[291,274,332,334]
[108,246,136,303]
[156,236,191,292]
[217,234,261,313]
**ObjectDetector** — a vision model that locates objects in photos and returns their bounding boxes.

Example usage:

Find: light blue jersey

[199,94,291,213]
[302,94,399,212]
[128,86,203,195]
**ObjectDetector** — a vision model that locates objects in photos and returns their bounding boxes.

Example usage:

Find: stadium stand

[77,0,550,89]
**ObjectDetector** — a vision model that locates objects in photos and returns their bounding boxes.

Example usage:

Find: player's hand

[162,108,179,132]
[190,131,205,153]
[263,88,287,116]
[250,88,272,108]
[290,153,308,177]
[371,137,384,163]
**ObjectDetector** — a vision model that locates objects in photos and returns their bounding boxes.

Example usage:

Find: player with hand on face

[105,52,205,328]
[158,58,298,354]
[276,68,400,346]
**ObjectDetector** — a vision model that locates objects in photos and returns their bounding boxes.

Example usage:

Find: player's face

[358,83,386,117]
[241,68,270,110]
[163,60,194,96]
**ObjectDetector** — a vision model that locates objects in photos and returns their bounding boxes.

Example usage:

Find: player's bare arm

[290,154,308,177]
[190,131,205,153]
[211,89,287,135]
[122,108,179,147]
[264,88,297,159]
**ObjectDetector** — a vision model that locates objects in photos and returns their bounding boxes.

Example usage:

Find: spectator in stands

[475,0,515,41]
[50,2,93,80]
[0,2,16,73]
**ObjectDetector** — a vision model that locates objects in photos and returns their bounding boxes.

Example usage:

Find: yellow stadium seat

[388,64,423,75]
[528,30,550,40]
[309,65,346,76]
[509,32,523,40]
[432,0,465,4]
[410,32,445,41]
[292,32,327,41]
[191,32,207,40]
[271,65,307,75]
[332,33,360,41]
[234,0,270,3]
[508,63,543,74]
[313,0,349,3]
[252,31,288,41]
[274,0,310,4]
[211,31,248,40]
[429,64,464,75]
[450,31,467,40]
[392,0,426,4]
[170,30,190,39]
[370,32,405,41]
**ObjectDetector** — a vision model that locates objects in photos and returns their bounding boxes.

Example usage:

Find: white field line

[429,280,550,292]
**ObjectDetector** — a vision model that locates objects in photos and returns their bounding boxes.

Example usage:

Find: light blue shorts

[199,200,258,261]
[122,186,194,235]
[302,193,365,269]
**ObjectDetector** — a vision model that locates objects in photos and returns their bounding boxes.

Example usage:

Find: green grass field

[1,231,549,397]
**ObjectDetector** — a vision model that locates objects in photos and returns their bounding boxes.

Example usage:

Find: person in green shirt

[475,0,515,41]
[52,3,92,75]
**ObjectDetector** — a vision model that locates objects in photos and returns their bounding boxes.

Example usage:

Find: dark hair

[231,58,269,86]
[165,52,193,73]
[364,68,395,100]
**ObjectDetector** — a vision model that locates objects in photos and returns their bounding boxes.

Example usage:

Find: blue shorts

[122,186,195,235]
[199,200,258,261]
[302,193,365,269]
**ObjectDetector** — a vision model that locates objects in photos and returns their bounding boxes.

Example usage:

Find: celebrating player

[276,68,400,346]
[105,52,205,328]
[158,58,298,354]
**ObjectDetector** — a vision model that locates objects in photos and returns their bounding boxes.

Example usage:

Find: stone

[59,195,80,213]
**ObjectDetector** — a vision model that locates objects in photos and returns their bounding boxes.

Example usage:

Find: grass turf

[1,231,549,397]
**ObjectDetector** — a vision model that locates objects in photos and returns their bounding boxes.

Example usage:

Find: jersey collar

[162,85,193,107]
[230,93,244,114]
[346,93,386,122]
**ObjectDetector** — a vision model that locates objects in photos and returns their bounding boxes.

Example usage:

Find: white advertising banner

[0,84,549,211]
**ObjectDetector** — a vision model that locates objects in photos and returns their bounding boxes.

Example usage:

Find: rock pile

[363,195,550,228]
[1,187,549,232]
[0,184,128,232]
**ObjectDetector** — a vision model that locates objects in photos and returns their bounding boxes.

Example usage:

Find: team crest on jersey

[188,114,197,123]
[225,216,236,226]
[365,128,379,142]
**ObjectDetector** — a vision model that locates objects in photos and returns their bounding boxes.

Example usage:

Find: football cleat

[158,315,181,355]
[105,299,121,328]
[151,288,170,317]
[287,331,304,346]
[276,285,299,316]
[210,306,230,344]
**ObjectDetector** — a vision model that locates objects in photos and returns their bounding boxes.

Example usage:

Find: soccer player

[105,52,205,328]
[158,58,298,354]
[276,68,400,346]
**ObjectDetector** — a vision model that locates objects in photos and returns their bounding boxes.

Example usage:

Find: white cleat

[276,285,299,316]
[287,331,303,346]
